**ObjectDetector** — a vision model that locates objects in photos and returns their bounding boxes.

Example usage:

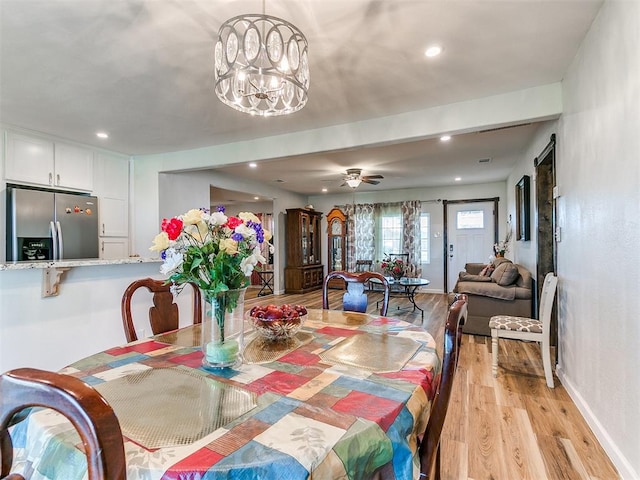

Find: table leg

[404,285,424,318]
[257,272,274,296]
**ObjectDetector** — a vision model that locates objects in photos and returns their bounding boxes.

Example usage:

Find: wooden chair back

[322,271,390,316]
[419,294,468,479]
[121,278,202,342]
[0,368,126,480]
[354,260,373,272]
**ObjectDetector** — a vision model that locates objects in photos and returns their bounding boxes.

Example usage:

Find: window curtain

[401,200,422,277]
[344,203,375,271]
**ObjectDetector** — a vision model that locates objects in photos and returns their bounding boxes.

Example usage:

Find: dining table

[10,309,441,480]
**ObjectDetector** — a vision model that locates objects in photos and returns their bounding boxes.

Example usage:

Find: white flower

[209,211,227,226]
[235,223,255,239]
[240,250,264,276]
[160,248,184,275]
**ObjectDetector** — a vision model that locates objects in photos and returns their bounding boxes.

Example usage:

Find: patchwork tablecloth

[11,309,440,480]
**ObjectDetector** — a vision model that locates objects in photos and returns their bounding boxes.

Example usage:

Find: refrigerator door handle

[50,221,59,260]
[56,221,64,260]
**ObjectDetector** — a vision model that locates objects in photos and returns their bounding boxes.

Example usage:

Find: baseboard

[556,366,638,480]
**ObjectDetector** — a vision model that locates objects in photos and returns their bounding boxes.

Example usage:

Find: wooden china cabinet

[284,208,324,293]
[326,207,347,289]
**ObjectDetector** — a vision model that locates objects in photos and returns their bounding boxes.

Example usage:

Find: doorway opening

[534,134,557,343]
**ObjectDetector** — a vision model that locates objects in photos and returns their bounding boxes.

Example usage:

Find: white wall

[553,1,639,478]
[309,182,508,292]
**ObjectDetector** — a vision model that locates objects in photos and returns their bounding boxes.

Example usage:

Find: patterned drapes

[343,201,421,275]
[344,203,375,271]
[401,200,422,277]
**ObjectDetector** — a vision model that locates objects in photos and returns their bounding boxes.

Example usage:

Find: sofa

[452,258,533,336]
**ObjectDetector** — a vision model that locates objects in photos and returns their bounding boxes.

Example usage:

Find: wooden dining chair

[0,367,126,480]
[121,278,202,342]
[354,259,373,272]
[322,271,390,316]
[489,272,558,388]
[419,294,467,479]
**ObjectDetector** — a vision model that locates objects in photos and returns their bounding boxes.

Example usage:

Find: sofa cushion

[491,262,520,286]
[455,281,516,300]
[516,267,532,289]
[458,272,492,282]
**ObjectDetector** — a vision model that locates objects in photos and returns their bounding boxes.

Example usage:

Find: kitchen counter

[0,257,160,270]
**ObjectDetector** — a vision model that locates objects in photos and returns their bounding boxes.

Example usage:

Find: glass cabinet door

[301,214,309,264]
[326,208,347,273]
[331,234,343,270]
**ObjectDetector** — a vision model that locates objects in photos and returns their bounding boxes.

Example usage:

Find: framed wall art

[516,175,531,241]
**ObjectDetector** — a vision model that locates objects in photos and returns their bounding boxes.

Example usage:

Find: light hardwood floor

[245,287,620,480]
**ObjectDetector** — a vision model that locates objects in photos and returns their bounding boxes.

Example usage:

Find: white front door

[446,202,496,292]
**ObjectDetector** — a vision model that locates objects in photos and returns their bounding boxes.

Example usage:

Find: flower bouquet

[380,256,406,280]
[150,206,273,368]
[493,229,513,257]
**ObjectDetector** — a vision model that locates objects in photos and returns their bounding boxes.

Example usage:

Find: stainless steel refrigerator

[6,185,99,261]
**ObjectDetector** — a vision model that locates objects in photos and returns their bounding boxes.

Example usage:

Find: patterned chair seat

[488,315,542,333]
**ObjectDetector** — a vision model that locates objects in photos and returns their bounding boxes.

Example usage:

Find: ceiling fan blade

[362,175,384,180]
[362,179,380,185]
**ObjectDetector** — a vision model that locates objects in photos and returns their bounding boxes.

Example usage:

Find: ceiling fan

[341,168,384,188]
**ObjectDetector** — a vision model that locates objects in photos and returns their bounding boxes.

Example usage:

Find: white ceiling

[0,0,602,196]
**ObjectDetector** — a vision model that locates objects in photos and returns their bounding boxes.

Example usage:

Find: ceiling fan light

[346,178,362,188]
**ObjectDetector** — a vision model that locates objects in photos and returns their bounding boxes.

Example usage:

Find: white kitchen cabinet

[93,152,129,199]
[4,132,54,186]
[4,131,93,191]
[54,143,94,191]
[94,153,129,238]
[99,197,128,237]
[100,237,129,259]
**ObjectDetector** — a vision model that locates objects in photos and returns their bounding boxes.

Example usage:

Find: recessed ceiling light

[440,135,451,142]
[96,132,109,139]
[322,188,328,193]
[425,45,442,57]
[249,162,257,168]
[454,177,462,182]
[254,196,259,200]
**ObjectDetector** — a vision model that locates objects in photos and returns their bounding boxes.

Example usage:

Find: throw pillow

[480,264,495,276]
[491,262,520,286]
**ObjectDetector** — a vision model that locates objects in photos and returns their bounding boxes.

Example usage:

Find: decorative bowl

[248,304,308,341]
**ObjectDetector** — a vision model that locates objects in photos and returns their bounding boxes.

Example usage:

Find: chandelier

[214,6,309,116]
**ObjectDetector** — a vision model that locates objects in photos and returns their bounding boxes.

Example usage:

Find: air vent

[476,122,531,134]
[478,158,492,164]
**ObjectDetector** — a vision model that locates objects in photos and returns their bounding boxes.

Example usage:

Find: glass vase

[201,287,247,369]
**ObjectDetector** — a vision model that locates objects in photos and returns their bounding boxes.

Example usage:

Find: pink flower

[161,218,183,241]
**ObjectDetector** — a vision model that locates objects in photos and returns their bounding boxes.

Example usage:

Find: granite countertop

[0,257,161,271]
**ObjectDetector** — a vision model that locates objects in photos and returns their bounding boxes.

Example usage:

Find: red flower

[226,216,243,229]
[161,218,183,241]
